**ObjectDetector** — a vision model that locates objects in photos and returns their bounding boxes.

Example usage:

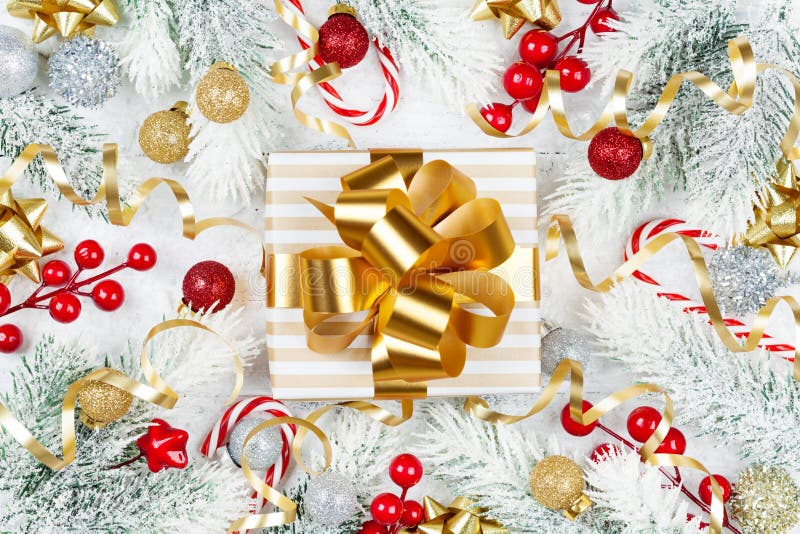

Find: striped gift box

[266,149,540,400]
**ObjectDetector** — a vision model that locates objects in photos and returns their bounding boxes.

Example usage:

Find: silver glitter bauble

[541,326,591,375]
[226,414,283,470]
[731,465,800,534]
[0,26,38,98]
[48,36,120,108]
[303,471,359,527]
[708,245,798,316]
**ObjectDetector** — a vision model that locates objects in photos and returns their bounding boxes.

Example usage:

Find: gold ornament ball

[195,65,250,123]
[138,108,191,164]
[77,371,134,428]
[730,465,800,533]
[529,455,586,510]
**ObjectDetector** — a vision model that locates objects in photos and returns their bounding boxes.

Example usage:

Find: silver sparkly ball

[226,414,283,470]
[304,471,359,527]
[541,327,591,375]
[0,26,38,97]
[48,36,120,108]
[708,245,798,316]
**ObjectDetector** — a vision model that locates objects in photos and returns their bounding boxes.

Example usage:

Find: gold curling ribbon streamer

[469,0,561,39]
[8,0,120,43]
[399,496,509,534]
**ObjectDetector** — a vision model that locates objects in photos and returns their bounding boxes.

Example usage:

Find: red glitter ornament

[182,260,236,313]
[588,127,644,180]
[318,6,370,69]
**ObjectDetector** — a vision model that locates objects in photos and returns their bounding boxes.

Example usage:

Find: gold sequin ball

[529,455,585,510]
[77,371,134,428]
[195,63,250,123]
[730,465,800,533]
[138,106,191,164]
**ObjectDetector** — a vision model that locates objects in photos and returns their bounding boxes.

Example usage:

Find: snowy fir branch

[585,282,800,472]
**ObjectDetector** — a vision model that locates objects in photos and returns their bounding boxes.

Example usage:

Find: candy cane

[283,0,400,126]
[201,397,296,514]
[626,219,795,360]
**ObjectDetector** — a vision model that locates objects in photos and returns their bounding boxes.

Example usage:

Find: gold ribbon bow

[469,0,561,39]
[8,0,120,43]
[269,153,521,398]
[399,497,508,534]
[0,188,63,284]
[744,159,800,268]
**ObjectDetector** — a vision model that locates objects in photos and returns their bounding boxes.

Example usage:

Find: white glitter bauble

[303,471,359,527]
[48,36,120,108]
[226,414,283,470]
[541,327,591,375]
[0,26,38,97]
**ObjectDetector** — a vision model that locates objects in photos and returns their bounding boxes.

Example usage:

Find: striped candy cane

[626,219,796,360]
[201,397,296,513]
[282,0,400,126]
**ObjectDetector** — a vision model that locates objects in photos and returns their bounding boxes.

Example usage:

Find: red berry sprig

[0,240,157,353]
[358,453,425,534]
[560,402,740,533]
[480,0,618,133]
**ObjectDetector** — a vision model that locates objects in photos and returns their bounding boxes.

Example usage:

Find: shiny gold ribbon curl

[8,0,120,43]
[399,496,509,534]
[469,0,561,39]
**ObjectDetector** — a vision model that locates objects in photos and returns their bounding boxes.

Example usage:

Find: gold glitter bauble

[731,465,800,534]
[138,105,191,164]
[195,63,250,123]
[529,455,585,510]
[77,371,134,429]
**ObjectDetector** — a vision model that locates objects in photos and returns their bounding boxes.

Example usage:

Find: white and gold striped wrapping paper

[266,149,540,400]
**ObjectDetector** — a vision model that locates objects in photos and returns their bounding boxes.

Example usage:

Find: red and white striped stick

[626,219,795,360]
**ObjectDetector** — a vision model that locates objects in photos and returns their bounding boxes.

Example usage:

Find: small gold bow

[7,0,120,43]
[469,0,561,39]
[399,497,508,534]
[0,189,63,284]
[744,159,800,268]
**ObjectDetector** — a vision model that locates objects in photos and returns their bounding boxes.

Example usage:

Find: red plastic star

[136,418,189,473]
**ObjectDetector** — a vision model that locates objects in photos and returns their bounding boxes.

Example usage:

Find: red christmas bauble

[43,260,72,286]
[698,475,732,505]
[654,427,686,454]
[590,443,622,463]
[626,406,661,442]
[136,418,189,472]
[503,61,543,100]
[49,293,82,323]
[182,260,236,313]
[358,520,386,534]
[588,127,643,180]
[400,500,424,527]
[553,56,591,92]
[560,400,598,436]
[521,94,541,113]
[519,30,558,68]
[0,324,22,353]
[389,453,423,488]
[0,283,11,315]
[370,492,404,525]
[92,280,125,311]
[74,240,105,269]
[318,11,370,69]
[480,103,514,133]
[127,243,157,271]
[590,7,619,34]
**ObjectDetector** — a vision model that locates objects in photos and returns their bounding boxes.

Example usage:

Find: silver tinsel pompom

[0,26,38,97]
[708,245,797,316]
[226,414,283,470]
[541,326,591,375]
[730,465,800,533]
[48,36,120,108]
[304,471,359,527]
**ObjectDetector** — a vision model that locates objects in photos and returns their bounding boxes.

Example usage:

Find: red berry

[626,406,661,442]
[554,56,591,92]
[49,293,82,323]
[588,127,644,180]
[655,427,687,455]
[91,280,125,311]
[0,283,10,315]
[503,61,543,100]
[0,324,22,353]
[42,260,72,286]
[560,400,598,436]
[370,493,404,525]
[389,453,424,488]
[358,520,386,534]
[519,30,558,68]
[127,243,157,271]
[698,475,732,505]
[521,94,541,113]
[590,7,619,33]
[74,240,104,269]
[590,443,622,462]
[479,103,513,133]
[400,500,424,527]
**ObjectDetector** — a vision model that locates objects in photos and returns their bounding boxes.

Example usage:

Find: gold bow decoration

[744,159,800,268]
[0,189,63,284]
[268,153,527,398]
[7,0,120,44]
[398,497,508,534]
[469,0,561,39]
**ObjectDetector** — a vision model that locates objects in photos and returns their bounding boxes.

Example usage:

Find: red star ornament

[136,418,189,473]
